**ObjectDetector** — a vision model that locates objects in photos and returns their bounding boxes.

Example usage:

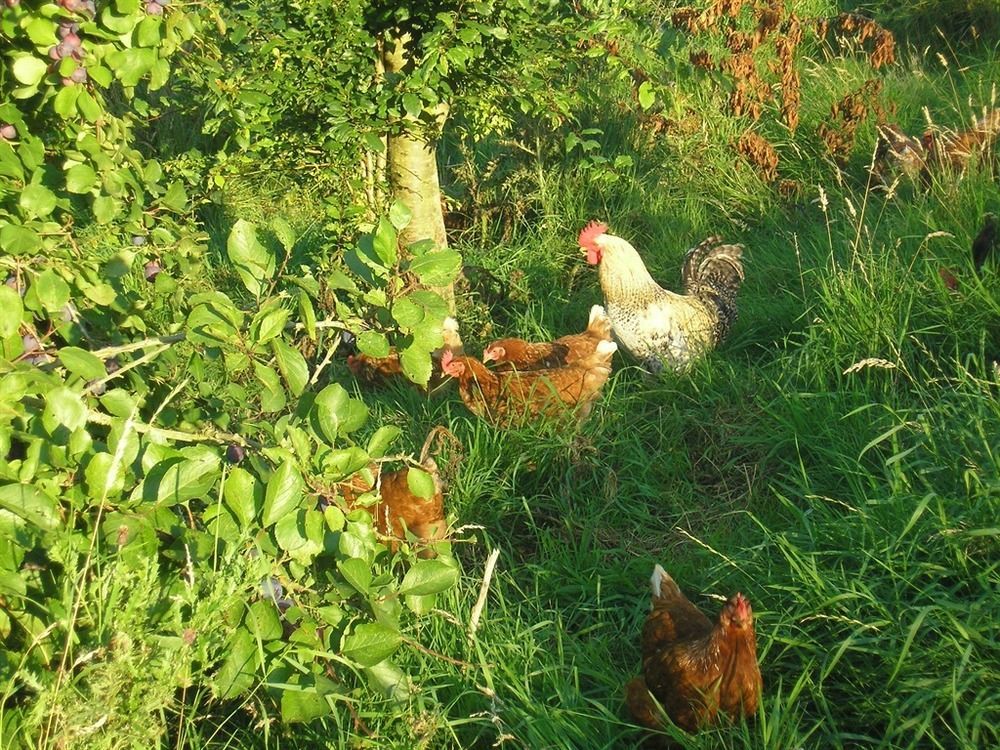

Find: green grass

[23,14,1000,750]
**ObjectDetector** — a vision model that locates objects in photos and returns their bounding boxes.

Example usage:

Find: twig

[401,636,473,668]
[469,549,501,640]
[91,332,186,358]
[309,331,341,386]
[84,408,257,448]
[86,343,172,393]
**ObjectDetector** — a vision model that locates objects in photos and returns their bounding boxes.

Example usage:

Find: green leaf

[0,224,41,255]
[312,383,368,443]
[272,339,309,397]
[223,467,261,529]
[399,344,432,387]
[213,627,258,700]
[402,93,422,119]
[404,592,437,615]
[0,483,60,531]
[280,682,335,723]
[246,600,282,641]
[109,47,156,86]
[19,184,57,218]
[342,622,401,668]
[274,510,323,564]
[637,80,655,110]
[253,362,286,413]
[135,15,162,47]
[58,347,106,380]
[11,56,47,87]
[77,90,103,121]
[65,164,97,194]
[366,426,401,459]
[391,296,423,329]
[408,249,462,288]
[337,556,371,594]
[399,559,458,596]
[322,448,371,480]
[161,180,188,212]
[33,269,71,312]
[357,331,390,358]
[84,452,125,499]
[271,216,296,252]
[298,291,316,340]
[388,201,412,231]
[186,301,241,347]
[362,132,385,153]
[153,457,221,506]
[92,194,118,223]
[100,388,136,418]
[23,16,57,45]
[372,217,397,267]
[42,388,88,437]
[0,286,24,338]
[405,467,436,500]
[227,219,275,297]
[363,659,413,703]
[262,460,303,527]
[253,306,289,345]
[53,86,82,118]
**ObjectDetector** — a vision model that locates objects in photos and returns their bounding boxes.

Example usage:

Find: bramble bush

[1,1,461,745]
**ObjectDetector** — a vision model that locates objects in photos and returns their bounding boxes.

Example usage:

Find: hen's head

[579,221,609,265]
[440,350,465,377]
[482,343,506,363]
[719,592,754,630]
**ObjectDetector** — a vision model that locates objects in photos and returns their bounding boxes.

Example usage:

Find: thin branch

[469,548,501,641]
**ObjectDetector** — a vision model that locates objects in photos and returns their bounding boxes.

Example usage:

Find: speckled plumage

[581,227,744,372]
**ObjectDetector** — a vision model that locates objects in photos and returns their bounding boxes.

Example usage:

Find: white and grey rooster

[579,221,744,372]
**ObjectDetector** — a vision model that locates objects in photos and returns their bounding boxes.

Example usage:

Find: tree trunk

[382,32,454,311]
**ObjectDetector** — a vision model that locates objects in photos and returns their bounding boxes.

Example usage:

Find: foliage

[1,2,462,746]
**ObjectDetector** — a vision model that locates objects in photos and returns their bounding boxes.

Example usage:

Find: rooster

[440,340,617,427]
[626,565,762,738]
[579,222,744,372]
[482,304,613,371]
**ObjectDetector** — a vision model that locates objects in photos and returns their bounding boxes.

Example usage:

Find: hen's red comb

[440,349,455,370]
[578,220,608,248]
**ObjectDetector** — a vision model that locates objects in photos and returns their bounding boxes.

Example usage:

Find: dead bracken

[737,130,779,181]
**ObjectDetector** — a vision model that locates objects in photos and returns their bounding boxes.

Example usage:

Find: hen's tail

[973,213,998,273]
[585,304,613,341]
[974,108,1000,137]
[682,237,745,342]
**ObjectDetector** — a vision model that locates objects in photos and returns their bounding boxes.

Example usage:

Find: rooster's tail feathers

[683,238,745,309]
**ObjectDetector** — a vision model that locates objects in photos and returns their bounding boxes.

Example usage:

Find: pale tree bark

[382,32,455,311]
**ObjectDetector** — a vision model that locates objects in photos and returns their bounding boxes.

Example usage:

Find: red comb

[578,220,608,249]
[733,593,751,619]
[440,349,455,370]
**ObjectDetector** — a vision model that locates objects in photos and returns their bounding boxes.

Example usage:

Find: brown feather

[627,566,762,736]
[336,460,446,558]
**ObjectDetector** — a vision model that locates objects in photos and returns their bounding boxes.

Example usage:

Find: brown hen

[482,305,613,372]
[336,457,447,558]
[626,565,762,739]
[440,340,616,428]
